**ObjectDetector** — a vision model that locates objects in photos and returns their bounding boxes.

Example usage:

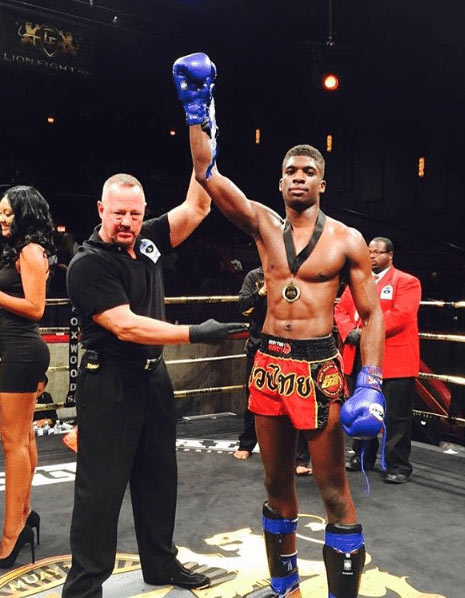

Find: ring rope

[35,401,73,412]
[47,365,70,372]
[45,296,240,306]
[47,359,465,386]
[420,300,465,309]
[165,354,246,365]
[46,298,71,306]
[419,332,465,343]
[165,295,239,304]
[40,327,70,335]
[418,372,465,386]
[36,393,465,429]
[34,384,247,412]
[174,384,245,398]
[413,409,465,427]
[39,327,465,345]
[43,371,465,388]
[35,380,465,430]
[44,296,465,308]
[47,354,247,372]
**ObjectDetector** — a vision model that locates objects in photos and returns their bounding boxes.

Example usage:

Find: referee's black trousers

[62,357,178,598]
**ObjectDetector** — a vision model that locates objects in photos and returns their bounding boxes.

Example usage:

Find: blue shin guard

[323,523,365,598]
[262,502,299,597]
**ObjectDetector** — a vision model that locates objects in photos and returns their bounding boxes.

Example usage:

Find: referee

[63,172,244,598]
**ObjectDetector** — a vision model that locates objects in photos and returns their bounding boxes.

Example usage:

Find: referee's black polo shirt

[66,215,171,363]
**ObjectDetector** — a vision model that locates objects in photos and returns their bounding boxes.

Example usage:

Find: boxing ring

[0,295,464,598]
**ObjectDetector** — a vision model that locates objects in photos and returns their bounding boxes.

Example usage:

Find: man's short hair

[102,173,144,198]
[282,144,325,176]
[371,236,394,253]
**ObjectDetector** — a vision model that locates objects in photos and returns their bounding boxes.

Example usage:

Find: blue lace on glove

[356,365,385,495]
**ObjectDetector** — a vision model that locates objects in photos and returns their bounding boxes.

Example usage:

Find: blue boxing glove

[340,366,385,439]
[172,52,216,126]
[173,52,218,179]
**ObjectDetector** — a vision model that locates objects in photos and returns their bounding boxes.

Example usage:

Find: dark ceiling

[4,0,465,103]
[3,0,463,150]
[1,0,464,242]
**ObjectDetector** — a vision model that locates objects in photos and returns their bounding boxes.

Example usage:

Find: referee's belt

[82,350,163,372]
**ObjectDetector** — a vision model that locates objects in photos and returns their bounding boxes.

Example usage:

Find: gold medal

[282,280,301,303]
[282,211,326,305]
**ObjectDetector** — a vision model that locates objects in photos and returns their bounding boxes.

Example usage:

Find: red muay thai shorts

[249,333,346,430]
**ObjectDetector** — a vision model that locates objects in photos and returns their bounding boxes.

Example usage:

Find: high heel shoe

[0,526,35,569]
[26,510,40,545]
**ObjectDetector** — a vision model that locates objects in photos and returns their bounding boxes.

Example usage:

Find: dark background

[1,0,464,283]
[1,1,465,301]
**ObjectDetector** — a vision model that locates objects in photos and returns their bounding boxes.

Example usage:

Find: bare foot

[233,450,251,460]
[295,465,312,476]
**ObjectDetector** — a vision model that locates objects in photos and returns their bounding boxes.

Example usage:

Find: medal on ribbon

[282,211,326,303]
[282,279,301,303]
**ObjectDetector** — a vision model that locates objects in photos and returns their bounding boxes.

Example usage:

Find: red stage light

[322,73,339,91]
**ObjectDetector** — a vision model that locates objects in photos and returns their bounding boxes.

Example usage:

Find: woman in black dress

[0,186,54,567]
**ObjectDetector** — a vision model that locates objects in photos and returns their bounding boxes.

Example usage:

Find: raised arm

[345,229,384,367]
[167,170,211,248]
[173,52,261,237]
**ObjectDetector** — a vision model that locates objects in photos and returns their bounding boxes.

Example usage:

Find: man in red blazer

[334,237,421,483]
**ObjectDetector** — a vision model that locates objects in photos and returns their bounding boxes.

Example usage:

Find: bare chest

[262,228,345,283]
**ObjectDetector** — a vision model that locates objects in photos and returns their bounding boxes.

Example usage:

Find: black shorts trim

[258,333,337,362]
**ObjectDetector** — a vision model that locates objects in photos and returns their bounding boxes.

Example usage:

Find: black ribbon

[283,211,326,276]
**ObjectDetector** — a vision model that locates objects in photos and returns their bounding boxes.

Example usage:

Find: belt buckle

[144,358,157,371]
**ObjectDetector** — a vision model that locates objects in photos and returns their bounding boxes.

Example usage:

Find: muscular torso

[255,209,347,339]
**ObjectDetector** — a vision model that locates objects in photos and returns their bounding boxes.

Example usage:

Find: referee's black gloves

[189,319,247,344]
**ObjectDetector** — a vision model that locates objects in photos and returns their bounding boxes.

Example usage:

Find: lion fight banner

[0,4,94,76]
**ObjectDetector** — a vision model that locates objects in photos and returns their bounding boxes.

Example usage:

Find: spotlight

[312,58,343,93]
[322,72,339,91]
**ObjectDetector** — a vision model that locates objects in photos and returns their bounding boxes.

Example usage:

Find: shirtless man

[173,53,385,598]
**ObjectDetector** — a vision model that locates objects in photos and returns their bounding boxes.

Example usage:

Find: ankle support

[323,523,365,598]
[262,502,299,596]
